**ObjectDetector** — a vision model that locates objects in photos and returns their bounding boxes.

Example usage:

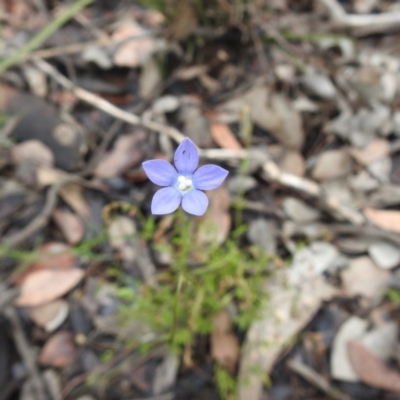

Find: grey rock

[368,241,400,270]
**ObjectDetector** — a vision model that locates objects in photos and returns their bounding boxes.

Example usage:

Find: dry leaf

[349,139,390,166]
[28,299,69,332]
[52,209,84,245]
[348,340,400,393]
[94,132,145,178]
[16,269,84,307]
[211,311,239,372]
[38,331,76,368]
[112,21,159,67]
[210,122,242,150]
[15,242,77,285]
[364,207,400,233]
[60,183,90,220]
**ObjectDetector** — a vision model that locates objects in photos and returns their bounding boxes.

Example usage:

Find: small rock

[302,70,337,100]
[288,241,345,285]
[312,149,353,181]
[341,256,390,298]
[360,322,398,361]
[368,241,400,270]
[152,95,180,114]
[227,175,257,194]
[277,150,305,176]
[367,157,392,182]
[282,197,320,223]
[247,219,276,254]
[331,316,368,381]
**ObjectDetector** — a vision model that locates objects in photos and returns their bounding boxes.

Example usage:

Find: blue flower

[142,138,229,216]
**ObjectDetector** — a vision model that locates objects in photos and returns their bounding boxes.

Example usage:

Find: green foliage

[387,288,400,307]
[214,364,237,400]
[117,211,271,355]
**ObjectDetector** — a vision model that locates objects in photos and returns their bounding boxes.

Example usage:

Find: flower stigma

[176,175,193,193]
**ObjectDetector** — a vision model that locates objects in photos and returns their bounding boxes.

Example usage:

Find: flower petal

[151,187,181,215]
[182,190,208,216]
[174,138,199,175]
[142,160,178,186]
[193,165,229,190]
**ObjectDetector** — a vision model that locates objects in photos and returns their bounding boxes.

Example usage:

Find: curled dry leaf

[52,209,84,245]
[53,209,85,244]
[348,340,400,393]
[210,122,242,150]
[15,269,84,307]
[364,207,400,234]
[28,299,69,332]
[211,311,239,372]
[38,331,77,368]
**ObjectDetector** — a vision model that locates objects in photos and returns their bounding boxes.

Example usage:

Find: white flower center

[176,175,193,193]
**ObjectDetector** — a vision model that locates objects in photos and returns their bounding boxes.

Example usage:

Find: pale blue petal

[174,138,199,175]
[151,187,181,215]
[182,190,208,216]
[143,160,178,186]
[193,165,229,190]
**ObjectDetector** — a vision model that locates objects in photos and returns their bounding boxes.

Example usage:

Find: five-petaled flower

[142,138,229,216]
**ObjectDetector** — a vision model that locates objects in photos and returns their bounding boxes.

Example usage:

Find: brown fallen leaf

[15,269,84,307]
[60,183,90,220]
[364,207,400,234]
[14,242,77,285]
[348,340,400,393]
[349,139,390,166]
[211,311,239,372]
[52,209,84,245]
[112,21,159,68]
[210,122,242,150]
[38,331,76,368]
[94,132,146,178]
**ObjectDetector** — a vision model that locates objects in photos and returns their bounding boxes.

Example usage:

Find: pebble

[368,241,400,270]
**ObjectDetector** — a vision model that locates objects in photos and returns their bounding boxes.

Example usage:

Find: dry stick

[287,358,350,400]
[33,57,364,225]
[318,0,400,35]
[4,306,48,400]
[32,57,185,144]
[1,176,80,247]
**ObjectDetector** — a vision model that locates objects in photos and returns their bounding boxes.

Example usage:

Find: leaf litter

[2,0,400,399]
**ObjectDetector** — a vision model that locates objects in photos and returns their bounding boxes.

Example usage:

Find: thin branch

[318,0,400,35]
[4,306,48,400]
[287,357,350,400]
[32,57,364,226]
[1,176,81,247]
[32,57,185,144]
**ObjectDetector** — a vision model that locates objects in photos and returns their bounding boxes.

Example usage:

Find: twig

[318,0,400,35]
[1,176,81,247]
[4,306,48,400]
[0,0,94,74]
[32,57,364,225]
[287,357,350,400]
[32,57,185,144]
[203,149,364,225]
